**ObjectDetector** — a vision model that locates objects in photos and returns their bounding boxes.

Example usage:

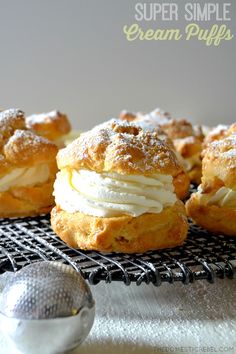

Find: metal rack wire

[0,215,235,286]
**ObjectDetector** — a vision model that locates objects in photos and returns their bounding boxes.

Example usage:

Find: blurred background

[0,0,235,130]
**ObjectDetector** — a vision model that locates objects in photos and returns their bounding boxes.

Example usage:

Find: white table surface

[1,278,235,354]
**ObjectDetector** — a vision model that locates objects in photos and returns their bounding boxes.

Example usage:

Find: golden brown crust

[186,133,236,235]
[161,118,195,139]
[0,180,55,217]
[226,123,236,136]
[166,124,202,185]
[57,119,182,176]
[26,110,71,141]
[186,193,236,236]
[120,108,172,127]
[0,160,58,217]
[119,115,180,155]
[203,124,228,150]
[116,118,190,198]
[173,136,202,158]
[119,110,137,122]
[0,109,58,174]
[0,109,25,147]
[78,119,189,199]
[51,201,188,253]
[173,136,202,184]
[3,130,58,169]
[120,120,190,197]
[202,124,236,157]
[128,113,194,140]
[120,108,195,140]
[136,113,202,170]
[120,109,202,184]
[201,135,236,190]
[173,170,190,200]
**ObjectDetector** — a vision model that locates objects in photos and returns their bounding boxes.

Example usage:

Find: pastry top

[203,124,228,146]
[4,130,58,167]
[119,116,175,151]
[119,110,138,122]
[226,123,236,136]
[120,108,198,140]
[173,136,202,158]
[140,108,172,127]
[126,116,165,134]
[201,134,236,190]
[120,108,172,127]
[57,119,182,176]
[119,108,202,181]
[26,110,71,141]
[0,109,58,176]
[0,109,25,144]
[160,118,195,139]
[202,123,236,153]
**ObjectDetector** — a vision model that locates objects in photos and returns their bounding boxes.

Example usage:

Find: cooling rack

[0,215,235,286]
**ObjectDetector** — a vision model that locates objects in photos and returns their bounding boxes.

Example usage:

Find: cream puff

[120,108,203,184]
[26,110,71,147]
[186,134,236,236]
[0,108,58,217]
[51,119,188,253]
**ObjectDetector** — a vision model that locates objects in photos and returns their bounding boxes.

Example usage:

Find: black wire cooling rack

[0,215,235,286]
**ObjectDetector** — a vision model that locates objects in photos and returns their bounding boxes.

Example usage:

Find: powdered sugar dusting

[0,109,24,123]
[7,129,53,146]
[59,118,179,174]
[223,150,236,158]
[0,109,25,131]
[212,133,236,147]
[211,124,228,135]
[205,124,228,144]
[141,108,172,126]
[26,110,60,126]
[209,133,236,168]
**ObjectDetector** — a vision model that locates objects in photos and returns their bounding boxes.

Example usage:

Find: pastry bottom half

[51,201,188,253]
[186,193,236,236]
[0,181,55,218]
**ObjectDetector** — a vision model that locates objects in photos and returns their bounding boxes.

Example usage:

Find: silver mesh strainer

[0,261,93,319]
[0,261,95,354]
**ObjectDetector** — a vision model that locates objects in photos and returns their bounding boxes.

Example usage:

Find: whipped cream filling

[198,186,236,208]
[54,169,177,217]
[0,165,50,192]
